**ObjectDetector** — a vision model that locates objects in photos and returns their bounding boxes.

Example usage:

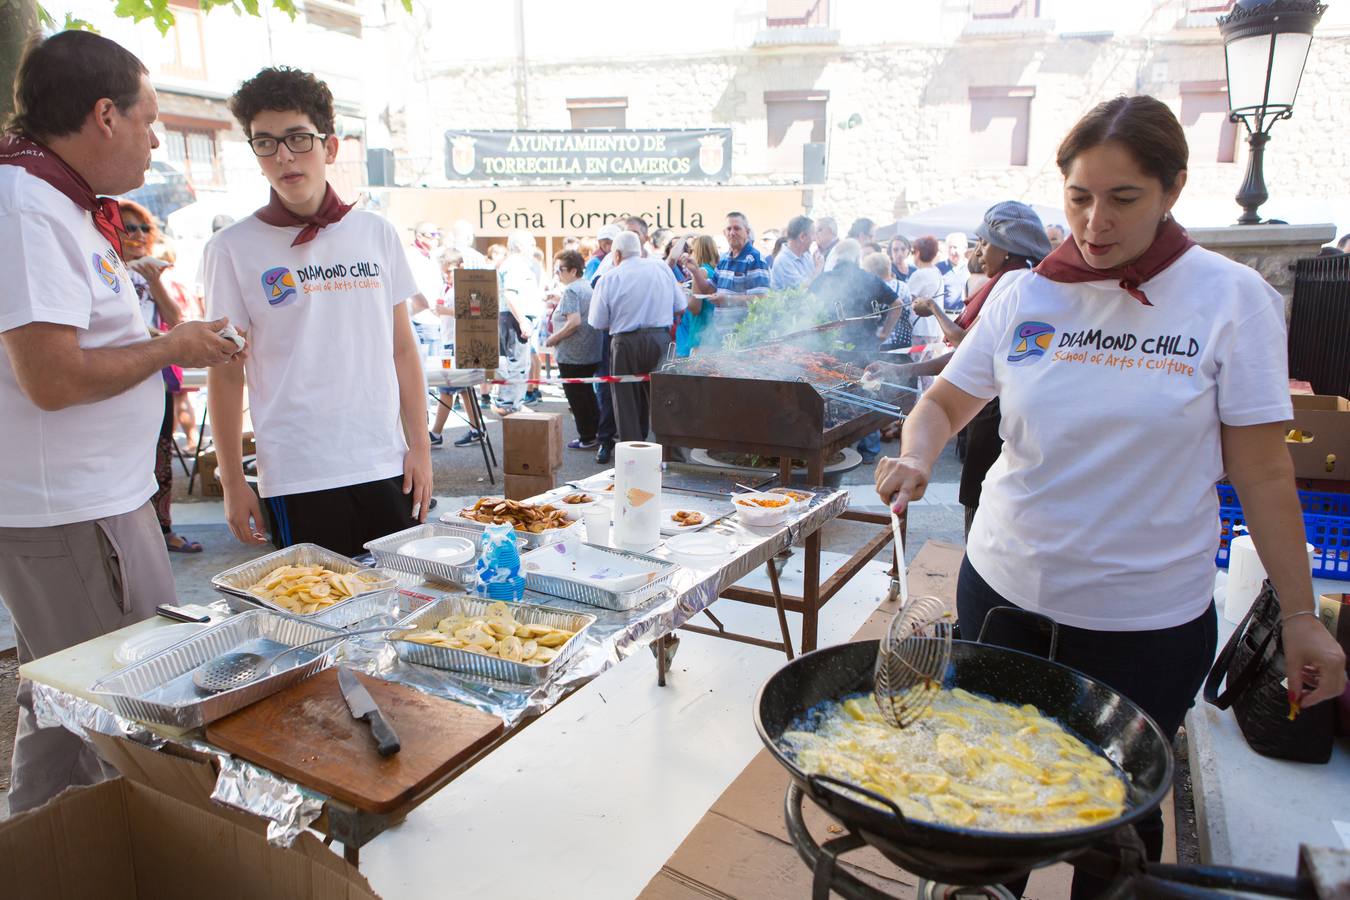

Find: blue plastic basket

[1215,485,1350,580]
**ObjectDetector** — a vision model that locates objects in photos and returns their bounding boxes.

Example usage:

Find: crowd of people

[404,204,1066,466]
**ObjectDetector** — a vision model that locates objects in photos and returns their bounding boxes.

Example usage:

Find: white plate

[556,491,604,511]
[114,623,208,666]
[659,503,716,534]
[665,532,737,564]
[523,542,666,593]
[396,535,476,566]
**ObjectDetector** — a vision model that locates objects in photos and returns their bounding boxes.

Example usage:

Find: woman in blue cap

[869,200,1052,533]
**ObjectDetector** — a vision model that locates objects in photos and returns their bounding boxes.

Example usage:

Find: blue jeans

[857,430,881,457]
[957,555,1217,896]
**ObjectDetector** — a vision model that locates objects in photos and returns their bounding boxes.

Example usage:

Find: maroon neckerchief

[0,133,127,256]
[1034,218,1195,307]
[954,265,1015,330]
[254,182,353,246]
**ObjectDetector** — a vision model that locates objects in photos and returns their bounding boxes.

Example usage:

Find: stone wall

[396,28,1350,234]
[1190,224,1337,315]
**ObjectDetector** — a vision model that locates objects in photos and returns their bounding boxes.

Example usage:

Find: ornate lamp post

[1218,0,1326,225]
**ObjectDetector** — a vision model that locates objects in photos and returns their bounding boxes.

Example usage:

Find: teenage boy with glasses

[204,67,432,556]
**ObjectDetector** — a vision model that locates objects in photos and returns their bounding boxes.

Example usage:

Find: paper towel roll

[1224,535,1316,625]
[613,441,662,552]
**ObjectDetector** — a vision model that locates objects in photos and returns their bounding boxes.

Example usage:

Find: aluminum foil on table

[348,485,849,726]
[32,484,848,840]
[30,680,323,846]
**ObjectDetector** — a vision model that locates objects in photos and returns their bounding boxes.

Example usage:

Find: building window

[161,121,223,188]
[766,0,830,28]
[971,0,1039,19]
[163,0,206,80]
[568,98,627,130]
[1179,81,1239,164]
[968,86,1034,167]
[764,89,828,174]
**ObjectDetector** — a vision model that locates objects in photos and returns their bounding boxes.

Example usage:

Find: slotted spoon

[874,502,953,728]
[192,626,393,694]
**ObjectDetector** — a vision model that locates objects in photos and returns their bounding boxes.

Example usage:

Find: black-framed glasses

[248,132,327,157]
[124,223,153,235]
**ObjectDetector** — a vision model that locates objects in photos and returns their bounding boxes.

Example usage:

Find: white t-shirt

[908,267,945,343]
[0,167,161,526]
[943,245,1291,631]
[204,211,418,498]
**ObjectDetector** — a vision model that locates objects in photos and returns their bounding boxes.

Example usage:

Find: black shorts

[265,475,418,558]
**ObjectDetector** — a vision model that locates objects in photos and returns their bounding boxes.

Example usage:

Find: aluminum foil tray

[440,506,583,550]
[523,544,677,611]
[364,523,487,587]
[212,542,398,622]
[390,596,594,686]
[90,610,345,729]
[308,572,426,629]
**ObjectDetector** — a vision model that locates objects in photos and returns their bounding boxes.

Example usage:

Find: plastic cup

[582,507,610,545]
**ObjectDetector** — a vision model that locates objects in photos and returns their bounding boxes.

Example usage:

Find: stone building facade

[378,0,1350,237]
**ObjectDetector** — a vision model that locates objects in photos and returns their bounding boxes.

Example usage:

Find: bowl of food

[732,491,794,528]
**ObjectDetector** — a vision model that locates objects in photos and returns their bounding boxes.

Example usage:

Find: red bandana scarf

[1034,217,1195,307]
[955,265,1015,330]
[254,182,353,246]
[0,133,127,256]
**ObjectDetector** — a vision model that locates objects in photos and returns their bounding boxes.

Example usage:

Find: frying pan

[754,638,1175,884]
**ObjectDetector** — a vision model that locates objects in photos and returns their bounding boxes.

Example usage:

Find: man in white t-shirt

[205,67,432,557]
[0,32,241,813]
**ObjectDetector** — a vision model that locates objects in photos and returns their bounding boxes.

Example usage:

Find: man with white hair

[814,216,840,272]
[587,221,624,461]
[808,238,897,462]
[939,232,969,314]
[587,231,686,444]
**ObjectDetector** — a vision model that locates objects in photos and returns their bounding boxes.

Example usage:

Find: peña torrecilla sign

[444,129,732,183]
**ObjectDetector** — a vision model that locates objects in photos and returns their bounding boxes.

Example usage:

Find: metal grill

[1289,253,1350,397]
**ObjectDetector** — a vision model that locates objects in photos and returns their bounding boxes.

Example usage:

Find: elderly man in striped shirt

[709,211,771,332]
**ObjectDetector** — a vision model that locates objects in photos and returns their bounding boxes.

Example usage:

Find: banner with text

[444,129,733,183]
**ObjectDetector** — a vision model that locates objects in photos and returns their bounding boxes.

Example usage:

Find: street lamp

[1218,0,1326,225]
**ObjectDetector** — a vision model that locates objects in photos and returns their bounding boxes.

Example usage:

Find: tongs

[817,382,908,417]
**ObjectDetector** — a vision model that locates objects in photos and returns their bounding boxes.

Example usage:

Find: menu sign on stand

[453,269,500,371]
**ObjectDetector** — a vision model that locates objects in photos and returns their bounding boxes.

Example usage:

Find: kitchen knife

[337,666,401,757]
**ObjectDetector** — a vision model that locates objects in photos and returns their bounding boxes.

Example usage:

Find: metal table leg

[430,388,495,485]
[187,402,210,496]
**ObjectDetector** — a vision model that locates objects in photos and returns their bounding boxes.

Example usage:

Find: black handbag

[1204,581,1334,763]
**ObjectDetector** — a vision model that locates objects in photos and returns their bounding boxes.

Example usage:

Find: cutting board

[206,668,504,813]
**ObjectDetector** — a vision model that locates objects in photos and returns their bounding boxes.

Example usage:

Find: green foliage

[105,0,299,35]
[726,287,830,349]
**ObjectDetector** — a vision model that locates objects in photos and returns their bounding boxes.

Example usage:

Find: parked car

[123,160,196,225]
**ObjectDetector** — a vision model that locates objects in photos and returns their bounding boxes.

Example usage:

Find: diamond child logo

[1008,321,1055,365]
[261,266,297,307]
[92,251,120,293]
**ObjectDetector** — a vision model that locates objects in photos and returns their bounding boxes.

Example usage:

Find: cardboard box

[453,268,500,370]
[195,450,223,498]
[0,734,379,900]
[1287,394,1350,482]
[1318,592,1350,670]
[504,471,555,501]
[502,411,563,475]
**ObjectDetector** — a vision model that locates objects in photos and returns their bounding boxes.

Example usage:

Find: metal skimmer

[874,517,953,728]
[191,626,392,693]
[875,596,954,728]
